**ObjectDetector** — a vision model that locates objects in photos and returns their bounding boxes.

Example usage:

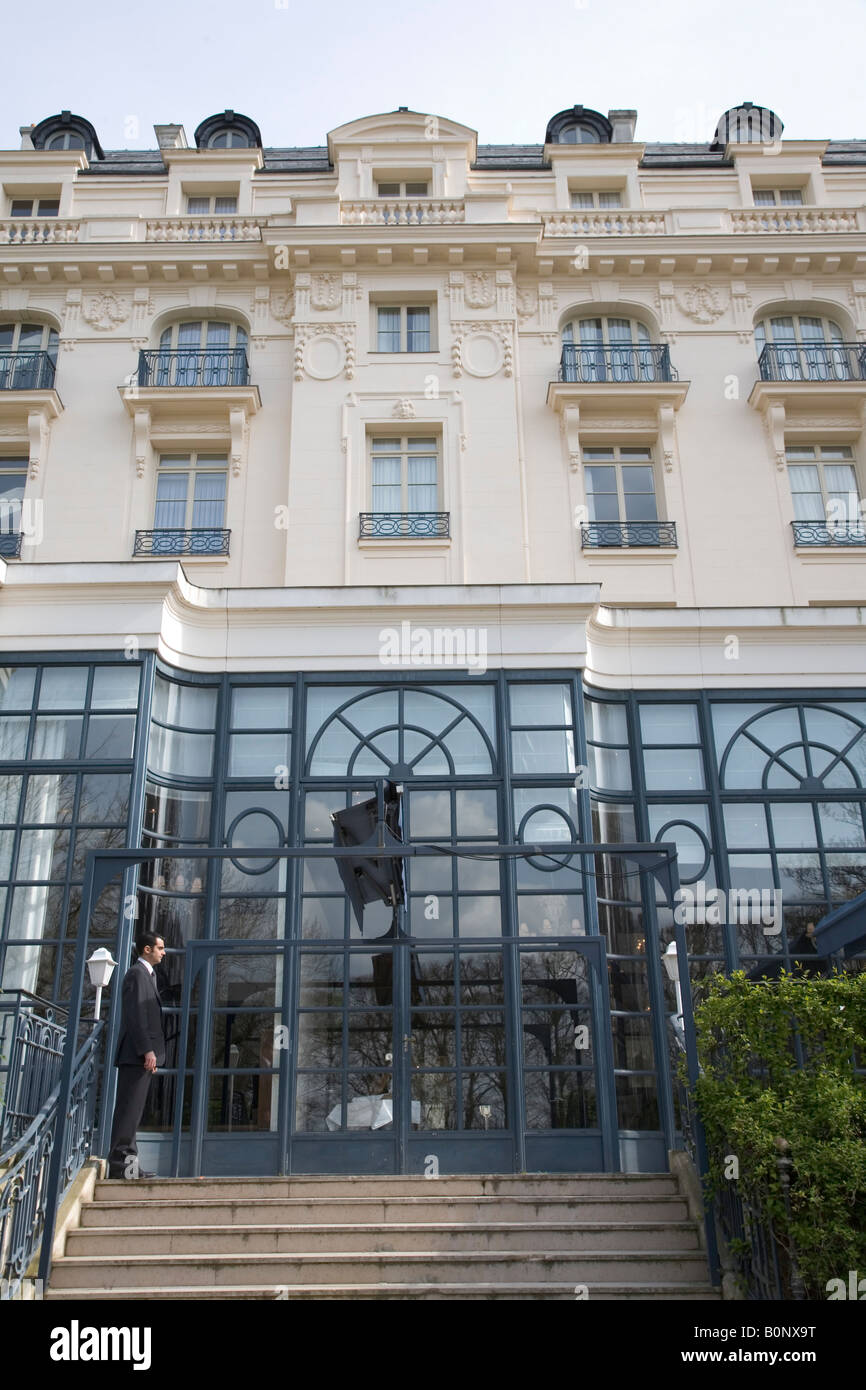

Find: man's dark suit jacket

[114,958,166,1067]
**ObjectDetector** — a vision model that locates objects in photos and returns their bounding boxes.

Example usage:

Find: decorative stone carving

[464,271,496,310]
[392,399,416,419]
[311,273,341,311]
[294,323,355,381]
[451,322,513,377]
[674,284,728,323]
[270,289,295,325]
[27,410,50,480]
[133,408,151,479]
[81,291,130,331]
[516,287,538,324]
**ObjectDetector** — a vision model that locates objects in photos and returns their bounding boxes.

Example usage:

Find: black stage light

[331,781,405,931]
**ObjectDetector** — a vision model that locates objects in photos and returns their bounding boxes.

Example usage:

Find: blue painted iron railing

[582,521,677,548]
[0,1020,101,1300]
[791,519,866,546]
[0,991,68,1149]
[137,348,249,388]
[0,533,23,559]
[134,529,231,557]
[667,1017,804,1300]
[758,342,866,382]
[559,343,675,383]
[0,351,56,390]
[359,512,450,538]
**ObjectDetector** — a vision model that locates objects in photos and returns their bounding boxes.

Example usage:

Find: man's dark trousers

[108,957,166,1176]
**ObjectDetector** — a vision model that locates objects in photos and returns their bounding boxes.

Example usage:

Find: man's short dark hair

[136,932,164,956]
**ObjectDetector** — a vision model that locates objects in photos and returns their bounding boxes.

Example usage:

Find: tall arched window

[561,315,657,383]
[0,321,59,389]
[755,313,853,382]
[154,320,249,387]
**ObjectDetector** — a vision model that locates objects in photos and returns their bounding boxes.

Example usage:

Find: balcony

[582,521,677,549]
[134,529,231,557]
[137,349,250,388]
[0,533,23,559]
[791,520,866,548]
[731,207,861,235]
[0,352,56,391]
[559,344,675,384]
[341,200,465,227]
[359,513,450,539]
[145,217,262,243]
[758,343,866,383]
[543,210,668,237]
[0,219,80,245]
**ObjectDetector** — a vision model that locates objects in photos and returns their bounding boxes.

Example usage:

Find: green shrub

[691,969,866,1298]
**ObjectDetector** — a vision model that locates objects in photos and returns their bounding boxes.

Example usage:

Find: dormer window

[193,111,261,151]
[545,106,612,146]
[29,112,103,161]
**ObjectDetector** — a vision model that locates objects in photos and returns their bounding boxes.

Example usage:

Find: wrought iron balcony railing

[758,342,866,383]
[359,512,450,539]
[0,351,56,391]
[791,520,866,547]
[0,533,23,559]
[134,529,231,556]
[559,343,675,383]
[137,348,250,388]
[582,520,677,548]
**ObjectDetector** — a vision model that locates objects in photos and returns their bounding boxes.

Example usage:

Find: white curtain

[192,473,226,530]
[372,455,401,513]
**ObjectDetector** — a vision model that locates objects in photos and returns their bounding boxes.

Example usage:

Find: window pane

[39,668,88,710]
[377,308,401,351]
[155,474,188,529]
[406,307,430,352]
[0,667,36,710]
[639,704,700,744]
[509,684,572,726]
[231,687,292,728]
[91,666,140,710]
[187,197,209,214]
[192,473,226,529]
[152,678,217,730]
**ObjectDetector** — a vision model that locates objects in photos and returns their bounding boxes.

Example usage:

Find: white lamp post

[86,948,117,1021]
[661,940,683,1021]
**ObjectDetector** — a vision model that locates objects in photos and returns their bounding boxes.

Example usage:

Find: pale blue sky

[2,0,864,150]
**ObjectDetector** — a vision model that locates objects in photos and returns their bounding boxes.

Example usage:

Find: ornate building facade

[0,100,864,1175]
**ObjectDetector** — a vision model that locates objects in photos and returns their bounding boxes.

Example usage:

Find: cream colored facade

[0,103,865,681]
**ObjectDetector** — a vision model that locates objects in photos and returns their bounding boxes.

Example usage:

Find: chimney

[19,125,35,151]
[154,123,188,150]
[608,110,637,143]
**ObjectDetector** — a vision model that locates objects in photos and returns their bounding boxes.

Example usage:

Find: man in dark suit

[107,932,166,1179]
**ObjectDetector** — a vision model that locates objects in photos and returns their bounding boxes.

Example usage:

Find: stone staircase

[45,1172,720,1300]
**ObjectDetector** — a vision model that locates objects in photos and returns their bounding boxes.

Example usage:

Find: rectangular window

[0,458,27,541]
[570,190,622,209]
[752,187,805,206]
[376,305,432,352]
[370,436,439,513]
[155,453,228,533]
[376,181,429,197]
[186,195,238,215]
[583,447,659,523]
[9,199,59,217]
[786,445,863,532]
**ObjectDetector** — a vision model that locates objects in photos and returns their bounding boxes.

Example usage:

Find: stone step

[65,1219,701,1257]
[49,1249,712,1290]
[81,1195,690,1227]
[45,1281,721,1301]
[92,1173,681,1202]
